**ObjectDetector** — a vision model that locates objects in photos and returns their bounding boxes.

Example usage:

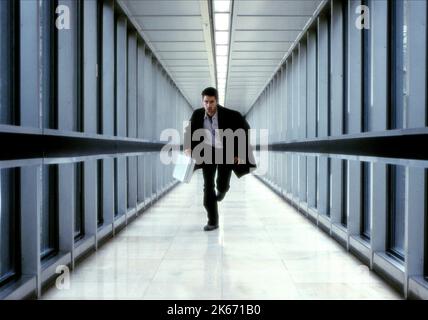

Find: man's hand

[234,156,243,165]
[184,149,191,157]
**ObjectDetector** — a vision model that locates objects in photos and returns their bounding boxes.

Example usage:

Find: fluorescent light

[216,64,228,72]
[216,45,228,56]
[217,74,227,81]
[217,72,227,79]
[215,13,230,31]
[215,31,229,45]
[216,55,228,66]
[214,0,231,12]
[217,71,227,76]
[214,2,231,104]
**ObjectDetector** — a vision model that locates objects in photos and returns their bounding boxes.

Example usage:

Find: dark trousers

[201,148,233,226]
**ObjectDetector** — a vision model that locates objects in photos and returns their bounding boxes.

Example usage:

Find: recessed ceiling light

[215,13,230,31]
[215,31,229,45]
[216,45,228,56]
[214,0,231,13]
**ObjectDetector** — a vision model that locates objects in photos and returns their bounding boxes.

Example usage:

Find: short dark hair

[201,87,218,101]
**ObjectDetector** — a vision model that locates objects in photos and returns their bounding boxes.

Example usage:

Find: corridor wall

[0,0,193,299]
[246,0,428,299]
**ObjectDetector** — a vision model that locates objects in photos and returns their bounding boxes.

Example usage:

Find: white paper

[172,153,196,183]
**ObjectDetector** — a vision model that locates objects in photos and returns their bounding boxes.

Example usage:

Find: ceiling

[119,0,322,114]
[226,0,322,114]
[119,0,216,108]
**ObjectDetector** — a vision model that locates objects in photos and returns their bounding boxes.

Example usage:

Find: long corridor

[2,0,428,302]
[43,172,401,300]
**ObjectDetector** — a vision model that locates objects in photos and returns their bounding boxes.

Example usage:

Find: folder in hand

[172,153,196,183]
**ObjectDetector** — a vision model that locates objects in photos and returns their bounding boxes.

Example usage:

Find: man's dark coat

[184,105,257,178]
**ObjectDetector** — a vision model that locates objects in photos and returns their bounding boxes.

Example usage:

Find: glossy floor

[43,171,402,300]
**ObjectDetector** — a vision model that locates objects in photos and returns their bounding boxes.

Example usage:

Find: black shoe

[203,224,219,231]
[216,191,226,202]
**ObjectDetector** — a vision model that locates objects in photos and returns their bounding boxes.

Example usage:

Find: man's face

[202,95,217,116]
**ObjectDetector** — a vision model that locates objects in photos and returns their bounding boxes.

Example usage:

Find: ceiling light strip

[213,0,232,105]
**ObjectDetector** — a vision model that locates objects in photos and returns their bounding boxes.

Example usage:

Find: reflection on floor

[43,171,402,300]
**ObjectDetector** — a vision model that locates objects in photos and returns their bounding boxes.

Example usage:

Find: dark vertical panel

[74,162,84,240]
[41,165,59,260]
[327,11,331,137]
[76,0,83,132]
[103,159,115,224]
[425,169,428,277]
[343,1,349,134]
[314,29,318,137]
[143,50,153,139]
[114,158,118,217]
[387,164,405,259]
[116,157,127,217]
[137,156,144,203]
[362,0,372,132]
[115,15,127,137]
[0,0,14,125]
[152,59,158,141]
[83,0,98,133]
[361,162,371,239]
[127,32,137,138]
[306,30,317,139]
[144,153,152,200]
[317,11,329,137]
[127,157,137,209]
[101,0,115,135]
[97,159,103,227]
[315,157,318,208]
[137,41,144,139]
[143,49,152,139]
[57,0,78,131]
[389,0,405,130]
[97,0,102,134]
[113,9,117,137]
[341,159,348,226]
[316,157,329,216]
[0,168,20,285]
[20,0,39,127]
[327,157,331,217]
[151,153,156,195]
[41,0,56,129]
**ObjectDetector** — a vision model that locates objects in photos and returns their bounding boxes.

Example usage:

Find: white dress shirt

[203,110,223,149]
